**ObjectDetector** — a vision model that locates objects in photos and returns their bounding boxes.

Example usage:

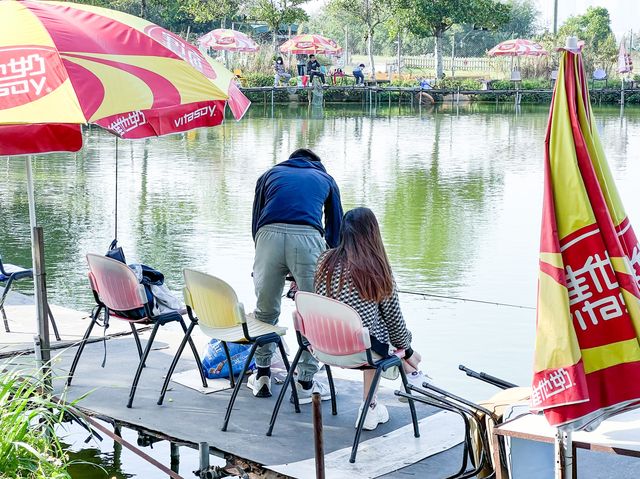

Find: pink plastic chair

[66,254,207,408]
[267,291,420,463]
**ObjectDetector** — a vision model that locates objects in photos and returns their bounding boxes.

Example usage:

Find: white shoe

[247,373,272,398]
[399,371,432,402]
[355,402,389,431]
[290,380,331,404]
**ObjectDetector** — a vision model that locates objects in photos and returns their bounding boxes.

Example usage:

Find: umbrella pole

[114,137,118,241]
[26,156,52,387]
[554,429,573,479]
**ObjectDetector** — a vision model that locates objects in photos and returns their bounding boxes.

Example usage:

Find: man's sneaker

[247,373,272,398]
[355,402,389,431]
[399,371,433,402]
[290,380,332,404]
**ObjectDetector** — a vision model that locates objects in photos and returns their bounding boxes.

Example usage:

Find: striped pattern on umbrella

[488,39,548,56]
[0,0,249,128]
[198,29,259,53]
[279,34,342,55]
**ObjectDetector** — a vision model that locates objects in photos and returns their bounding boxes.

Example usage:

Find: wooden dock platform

[1,292,139,358]
[48,328,465,478]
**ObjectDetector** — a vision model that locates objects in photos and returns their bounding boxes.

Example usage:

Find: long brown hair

[315,207,393,302]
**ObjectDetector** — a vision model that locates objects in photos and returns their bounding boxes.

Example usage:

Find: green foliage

[395,0,511,38]
[179,0,244,26]
[0,368,72,479]
[558,6,617,73]
[249,0,309,48]
[393,0,511,78]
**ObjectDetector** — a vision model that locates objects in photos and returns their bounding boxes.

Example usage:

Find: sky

[303,0,639,40]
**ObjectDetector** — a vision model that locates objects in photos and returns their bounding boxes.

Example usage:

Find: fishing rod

[397,289,536,310]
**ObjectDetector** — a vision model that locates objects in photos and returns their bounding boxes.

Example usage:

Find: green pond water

[2,102,640,477]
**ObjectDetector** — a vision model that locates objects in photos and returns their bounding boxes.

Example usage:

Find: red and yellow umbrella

[531,41,640,430]
[0,0,250,152]
[198,29,259,53]
[279,34,342,56]
[488,39,548,57]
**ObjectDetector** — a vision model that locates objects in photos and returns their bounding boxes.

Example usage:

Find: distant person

[353,63,365,85]
[250,148,343,400]
[315,207,427,431]
[274,56,291,86]
[296,54,307,76]
[306,54,326,85]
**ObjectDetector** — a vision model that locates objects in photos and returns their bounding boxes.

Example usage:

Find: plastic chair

[0,254,60,340]
[593,68,608,87]
[66,254,207,408]
[267,291,420,463]
[233,68,245,86]
[158,268,295,431]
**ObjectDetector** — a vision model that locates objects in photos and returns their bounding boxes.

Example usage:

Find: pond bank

[240,84,640,105]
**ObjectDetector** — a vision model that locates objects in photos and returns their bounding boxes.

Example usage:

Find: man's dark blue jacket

[252,153,343,247]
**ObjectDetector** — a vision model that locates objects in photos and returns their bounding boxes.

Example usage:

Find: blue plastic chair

[0,254,60,340]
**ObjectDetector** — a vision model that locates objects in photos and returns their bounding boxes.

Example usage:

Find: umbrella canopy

[0,0,250,151]
[618,41,634,74]
[531,42,640,431]
[279,34,342,55]
[488,39,548,56]
[198,29,259,53]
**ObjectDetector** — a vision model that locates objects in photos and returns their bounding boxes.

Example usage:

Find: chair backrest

[86,253,147,312]
[510,70,521,81]
[550,70,558,80]
[183,268,243,329]
[233,68,243,77]
[593,68,607,80]
[294,292,370,357]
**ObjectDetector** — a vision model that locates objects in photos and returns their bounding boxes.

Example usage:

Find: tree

[328,0,392,80]
[558,6,617,74]
[180,0,245,28]
[249,0,309,50]
[394,0,511,78]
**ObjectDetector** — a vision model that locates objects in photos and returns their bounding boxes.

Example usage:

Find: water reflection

[1,104,639,317]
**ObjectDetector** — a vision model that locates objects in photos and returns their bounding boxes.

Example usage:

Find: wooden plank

[266,411,463,479]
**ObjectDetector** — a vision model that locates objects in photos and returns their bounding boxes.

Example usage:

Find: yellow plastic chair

[233,68,245,86]
[157,268,296,431]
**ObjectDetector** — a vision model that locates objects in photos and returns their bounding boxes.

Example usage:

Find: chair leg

[1,278,15,333]
[179,317,207,388]
[221,341,235,389]
[350,367,383,463]
[278,339,300,412]
[398,367,420,438]
[130,323,144,363]
[157,319,201,405]
[47,302,61,341]
[66,306,101,386]
[267,347,303,436]
[1,306,8,333]
[222,342,258,432]
[127,321,160,409]
[325,364,338,416]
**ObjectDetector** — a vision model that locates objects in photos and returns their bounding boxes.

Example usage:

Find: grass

[0,365,72,479]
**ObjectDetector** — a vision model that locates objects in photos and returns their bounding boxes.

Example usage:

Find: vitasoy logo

[0,47,65,110]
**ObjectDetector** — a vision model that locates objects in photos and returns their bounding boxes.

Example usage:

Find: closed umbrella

[618,41,633,74]
[198,29,259,53]
[279,34,342,55]
[531,37,640,476]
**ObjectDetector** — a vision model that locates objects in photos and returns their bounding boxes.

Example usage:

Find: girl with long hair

[315,207,426,430]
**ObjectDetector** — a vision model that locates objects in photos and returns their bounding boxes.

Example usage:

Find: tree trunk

[367,28,375,80]
[435,29,444,79]
[397,30,402,77]
[140,0,147,18]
